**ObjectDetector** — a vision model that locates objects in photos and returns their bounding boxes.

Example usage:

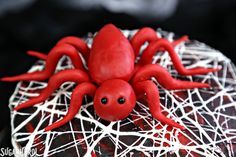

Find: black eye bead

[101,97,108,104]
[118,97,125,104]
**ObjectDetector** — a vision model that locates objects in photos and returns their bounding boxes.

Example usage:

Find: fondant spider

[1,24,219,131]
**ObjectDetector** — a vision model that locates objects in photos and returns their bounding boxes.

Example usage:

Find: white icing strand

[9,29,236,157]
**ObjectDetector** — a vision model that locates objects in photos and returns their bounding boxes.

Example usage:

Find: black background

[0,0,236,149]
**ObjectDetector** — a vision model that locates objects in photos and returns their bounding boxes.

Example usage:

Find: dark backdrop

[0,0,236,149]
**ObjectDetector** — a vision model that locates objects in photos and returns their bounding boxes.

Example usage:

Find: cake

[5,25,236,156]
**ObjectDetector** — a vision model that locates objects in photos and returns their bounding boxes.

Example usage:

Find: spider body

[1,24,219,131]
[89,25,134,84]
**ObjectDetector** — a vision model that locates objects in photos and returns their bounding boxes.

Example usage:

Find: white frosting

[9,29,236,157]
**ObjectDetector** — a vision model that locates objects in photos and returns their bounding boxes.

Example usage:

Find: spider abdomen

[88,24,135,84]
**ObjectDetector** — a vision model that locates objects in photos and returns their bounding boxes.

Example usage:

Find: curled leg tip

[44,124,57,132]
[172,35,189,47]
[1,76,26,82]
[27,50,47,60]
[169,80,210,90]
[181,67,221,76]
[155,114,185,130]
[215,68,222,72]
[167,123,185,130]
[205,68,221,73]
[170,121,185,130]
[14,105,26,111]
[0,77,13,82]
[179,125,186,130]
[0,72,49,82]
[198,83,210,88]
[44,127,51,132]
[14,100,37,111]
[179,35,189,42]
[0,76,27,82]
[191,82,210,89]
[14,106,20,111]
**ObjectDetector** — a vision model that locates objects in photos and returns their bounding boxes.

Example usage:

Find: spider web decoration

[9,29,236,157]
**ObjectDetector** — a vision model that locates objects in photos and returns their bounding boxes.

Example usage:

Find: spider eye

[101,97,108,104]
[117,97,125,104]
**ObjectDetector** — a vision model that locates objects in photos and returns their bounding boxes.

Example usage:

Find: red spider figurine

[1,24,219,131]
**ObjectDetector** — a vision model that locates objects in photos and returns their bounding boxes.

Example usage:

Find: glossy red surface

[1,24,220,131]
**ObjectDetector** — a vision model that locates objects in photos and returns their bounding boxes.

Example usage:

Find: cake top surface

[9,28,236,157]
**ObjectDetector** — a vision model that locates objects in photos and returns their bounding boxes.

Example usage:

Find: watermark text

[0,147,37,156]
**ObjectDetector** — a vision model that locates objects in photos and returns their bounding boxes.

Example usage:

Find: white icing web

[9,30,236,157]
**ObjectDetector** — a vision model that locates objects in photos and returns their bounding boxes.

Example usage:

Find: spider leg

[1,44,85,82]
[171,35,189,47]
[130,27,158,57]
[138,39,220,75]
[56,36,90,62]
[26,36,90,61]
[14,69,90,111]
[133,80,185,130]
[131,64,209,90]
[27,50,47,60]
[44,82,96,131]
[130,27,188,58]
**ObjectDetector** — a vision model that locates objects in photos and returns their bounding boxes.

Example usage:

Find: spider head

[94,79,136,121]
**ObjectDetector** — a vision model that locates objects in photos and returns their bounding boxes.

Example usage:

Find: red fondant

[88,24,135,84]
[1,24,220,131]
[27,50,47,60]
[130,27,188,57]
[131,64,210,90]
[139,38,220,75]
[14,69,90,111]
[94,79,136,121]
[44,82,96,131]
